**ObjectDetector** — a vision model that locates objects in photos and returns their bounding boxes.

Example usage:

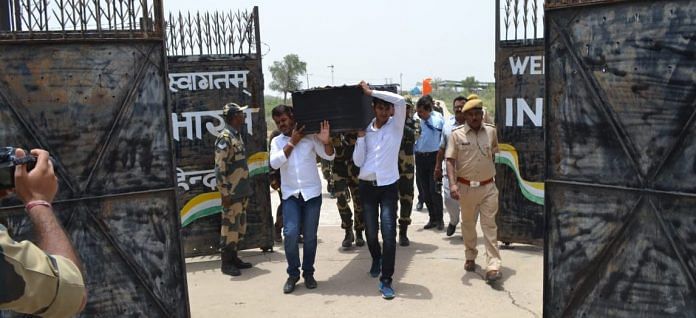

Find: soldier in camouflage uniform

[320,158,335,198]
[215,102,253,276]
[1,148,86,317]
[330,132,365,248]
[397,99,421,246]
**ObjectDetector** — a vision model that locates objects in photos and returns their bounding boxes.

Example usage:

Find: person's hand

[270,179,280,190]
[434,167,443,180]
[14,148,58,204]
[317,120,331,145]
[449,183,460,201]
[290,123,305,145]
[359,81,372,96]
[357,130,366,137]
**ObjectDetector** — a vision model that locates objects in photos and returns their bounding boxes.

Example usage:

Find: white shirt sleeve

[371,90,406,134]
[353,136,366,167]
[269,135,288,169]
[313,135,335,160]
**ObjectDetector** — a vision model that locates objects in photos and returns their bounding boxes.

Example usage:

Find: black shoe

[283,276,300,294]
[369,258,381,278]
[446,223,456,237]
[274,229,283,243]
[423,221,436,229]
[355,230,365,247]
[342,229,355,248]
[398,225,410,246]
[436,221,444,231]
[221,263,241,276]
[399,233,410,246]
[416,201,424,211]
[233,256,252,269]
[304,275,317,289]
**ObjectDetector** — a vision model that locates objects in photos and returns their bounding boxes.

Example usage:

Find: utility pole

[305,73,312,89]
[327,65,334,86]
[400,73,403,94]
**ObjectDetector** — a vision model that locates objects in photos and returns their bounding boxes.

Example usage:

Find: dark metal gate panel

[545,1,696,317]
[0,1,189,317]
[167,8,273,257]
[495,0,545,246]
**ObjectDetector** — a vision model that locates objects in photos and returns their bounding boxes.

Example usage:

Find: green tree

[461,76,479,92]
[269,54,307,103]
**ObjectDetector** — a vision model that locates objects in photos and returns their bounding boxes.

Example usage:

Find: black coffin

[291,84,398,133]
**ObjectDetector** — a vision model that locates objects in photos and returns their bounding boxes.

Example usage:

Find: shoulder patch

[452,125,466,132]
[484,123,496,128]
[217,139,229,150]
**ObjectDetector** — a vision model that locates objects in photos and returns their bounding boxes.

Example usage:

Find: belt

[361,179,379,187]
[415,151,437,157]
[457,177,494,188]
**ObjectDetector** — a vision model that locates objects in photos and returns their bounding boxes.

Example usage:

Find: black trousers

[415,151,443,222]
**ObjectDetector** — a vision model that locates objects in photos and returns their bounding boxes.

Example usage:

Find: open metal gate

[166,7,274,257]
[0,1,189,317]
[495,0,545,246]
[545,0,696,316]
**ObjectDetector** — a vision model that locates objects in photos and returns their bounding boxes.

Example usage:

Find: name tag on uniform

[460,141,470,146]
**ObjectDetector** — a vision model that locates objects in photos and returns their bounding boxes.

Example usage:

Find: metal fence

[499,0,544,42]
[0,0,162,40]
[166,9,256,56]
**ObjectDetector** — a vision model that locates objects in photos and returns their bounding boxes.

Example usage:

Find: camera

[0,147,37,190]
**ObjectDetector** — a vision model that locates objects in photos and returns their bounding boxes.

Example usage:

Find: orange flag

[423,77,432,95]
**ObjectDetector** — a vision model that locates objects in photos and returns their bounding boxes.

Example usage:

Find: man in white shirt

[435,95,471,237]
[269,105,334,294]
[353,81,406,300]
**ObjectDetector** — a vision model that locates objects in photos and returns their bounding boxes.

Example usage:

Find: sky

[166,0,498,95]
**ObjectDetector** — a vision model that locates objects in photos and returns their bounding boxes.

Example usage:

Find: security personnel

[215,102,253,276]
[330,132,365,248]
[445,98,502,282]
[320,159,335,198]
[1,148,86,317]
[397,99,420,246]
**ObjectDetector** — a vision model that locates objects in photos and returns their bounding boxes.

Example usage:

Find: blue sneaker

[379,281,395,299]
[369,258,381,278]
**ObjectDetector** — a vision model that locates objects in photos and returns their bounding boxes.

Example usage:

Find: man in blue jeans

[269,105,334,294]
[353,81,406,299]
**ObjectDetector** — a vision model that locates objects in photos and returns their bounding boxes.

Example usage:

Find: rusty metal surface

[495,42,545,246]
[168,8,272,258]
[0,38,189,316]
[545,0,629,10]
[0,0,163,41]
[545,1,696,317]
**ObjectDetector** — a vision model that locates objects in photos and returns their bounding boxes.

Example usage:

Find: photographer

[1,148,86,317]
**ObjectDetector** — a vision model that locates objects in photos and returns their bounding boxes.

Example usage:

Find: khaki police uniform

[0,224,85,317]
[215,125,252,251]
[445,121,501,271]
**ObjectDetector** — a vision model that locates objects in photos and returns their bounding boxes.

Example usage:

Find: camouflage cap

[462,99,483,112]
[222,102,248,117]
[405,97,414,106]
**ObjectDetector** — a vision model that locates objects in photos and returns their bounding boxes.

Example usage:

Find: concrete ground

[186,169,543,318]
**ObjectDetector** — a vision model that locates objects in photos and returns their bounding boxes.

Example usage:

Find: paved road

[186,168,542,318]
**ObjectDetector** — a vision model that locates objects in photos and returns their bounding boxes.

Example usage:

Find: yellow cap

[466,94,480,101]
[462,99,483,112]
